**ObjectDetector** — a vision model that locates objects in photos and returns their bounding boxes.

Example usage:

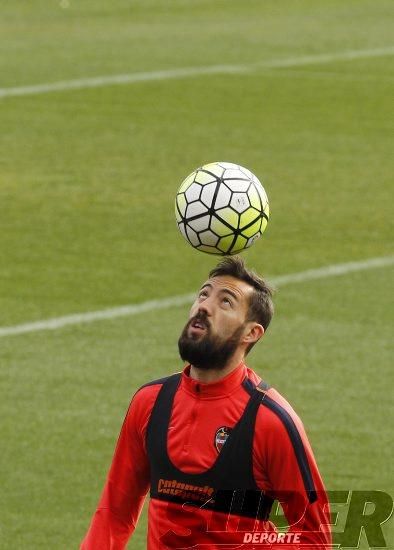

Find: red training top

[81,363,332,549]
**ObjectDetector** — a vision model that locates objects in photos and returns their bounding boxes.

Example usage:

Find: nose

[195,296,213,317]
[198,303,211,317]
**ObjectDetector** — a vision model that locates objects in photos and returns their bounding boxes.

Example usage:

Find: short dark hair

[209,256,274,352]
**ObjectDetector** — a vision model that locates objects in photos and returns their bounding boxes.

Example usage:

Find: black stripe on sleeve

[261,396,318,504]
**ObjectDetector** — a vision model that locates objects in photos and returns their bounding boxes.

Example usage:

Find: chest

[169,393,247,471]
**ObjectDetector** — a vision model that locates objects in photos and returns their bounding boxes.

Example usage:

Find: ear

[243,322,264,346]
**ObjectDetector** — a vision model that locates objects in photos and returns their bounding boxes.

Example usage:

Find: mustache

[189,311,211,330]
[178,317,245,371]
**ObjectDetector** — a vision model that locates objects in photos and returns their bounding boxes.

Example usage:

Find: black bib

[146,373,273,520]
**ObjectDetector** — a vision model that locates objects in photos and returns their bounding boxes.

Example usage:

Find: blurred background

[0,1,392,547]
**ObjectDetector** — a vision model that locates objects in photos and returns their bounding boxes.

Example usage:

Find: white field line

[0,256,393,338]
[0,46,393,99]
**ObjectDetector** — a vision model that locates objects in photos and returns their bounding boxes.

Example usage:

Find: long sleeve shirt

[81,363,331,549]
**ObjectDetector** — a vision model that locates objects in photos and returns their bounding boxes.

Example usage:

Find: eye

[222,296,232,306]
[198,290,208,299]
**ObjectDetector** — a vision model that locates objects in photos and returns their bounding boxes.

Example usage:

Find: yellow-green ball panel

[239,207,260,229]
[195,170,217,185]
[178,173,196,194]
[176,193,187,217]
[242,219,262,238]
[256,184,269,210]
[202,162,225,177]
[217,234,235,253]
[210,216,233,237]
[231,235,248,253]
[260,217,268,234]
[216,207,239,230]
[248,185,261,210]
[198,244,222,255]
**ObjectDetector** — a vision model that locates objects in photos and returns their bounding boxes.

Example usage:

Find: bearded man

[81,256,331,549]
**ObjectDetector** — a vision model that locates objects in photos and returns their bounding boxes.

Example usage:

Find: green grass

[0,0,393,548]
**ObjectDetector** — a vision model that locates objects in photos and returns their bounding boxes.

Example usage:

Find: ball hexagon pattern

[175,161,269,255]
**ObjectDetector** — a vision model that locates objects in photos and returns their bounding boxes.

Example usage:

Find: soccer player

[81,256,331,549]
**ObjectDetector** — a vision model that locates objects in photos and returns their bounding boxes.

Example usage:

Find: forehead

[200,275,254,304]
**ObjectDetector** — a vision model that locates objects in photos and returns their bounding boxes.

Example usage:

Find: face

[178,275,257,371]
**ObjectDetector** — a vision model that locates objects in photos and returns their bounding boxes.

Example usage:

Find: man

[81,256,331,549]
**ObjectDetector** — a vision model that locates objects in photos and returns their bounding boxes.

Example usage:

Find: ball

[175,161,269,255]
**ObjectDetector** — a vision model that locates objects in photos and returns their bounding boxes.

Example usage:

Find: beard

[178,312,245,371]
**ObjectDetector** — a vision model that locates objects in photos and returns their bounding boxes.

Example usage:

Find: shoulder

[244,370,311,455]
[123,373,180,438]
[139,372,181,390]
[130,372,181,416]
[133,372,181,399]
[243,367,303,431]
[244,368,303,435]
[253,386,318,502]
[261,388,305,431]
[244,369,300,423]
[255,386,310,450]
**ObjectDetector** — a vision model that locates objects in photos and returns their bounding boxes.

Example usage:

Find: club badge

[214,426,232,453]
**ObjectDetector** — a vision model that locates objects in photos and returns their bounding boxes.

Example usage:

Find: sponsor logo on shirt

[158,478,214,503]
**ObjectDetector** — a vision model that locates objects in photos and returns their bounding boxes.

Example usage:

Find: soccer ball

[175,161,269,255]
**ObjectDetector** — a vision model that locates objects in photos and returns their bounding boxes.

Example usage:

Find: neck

[189,351,245,383]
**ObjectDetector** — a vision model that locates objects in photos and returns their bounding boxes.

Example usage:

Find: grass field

[0,1,393,548]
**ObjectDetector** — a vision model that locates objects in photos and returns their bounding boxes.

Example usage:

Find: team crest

[214,426,232,453]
